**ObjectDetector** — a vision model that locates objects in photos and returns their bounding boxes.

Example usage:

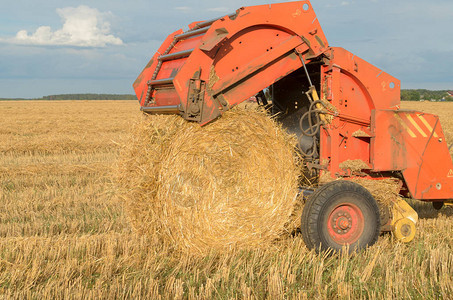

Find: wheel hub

[400,224,411,236]
[337,215,351,230]
[327,203,365,244]
[393,218,416,243]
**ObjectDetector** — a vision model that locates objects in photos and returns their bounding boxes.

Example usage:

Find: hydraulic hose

[299,100,326,137]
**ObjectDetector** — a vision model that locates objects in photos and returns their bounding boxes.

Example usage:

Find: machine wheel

[301,180,381,253]
[392,218,416,243]
[432,201,444,210]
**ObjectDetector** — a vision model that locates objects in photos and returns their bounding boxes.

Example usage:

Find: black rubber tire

[300,182,333,250]
[432,201,444,210]
[301,180,381,253]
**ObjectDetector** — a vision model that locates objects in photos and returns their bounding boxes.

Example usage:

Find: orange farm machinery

[133,1,453,252]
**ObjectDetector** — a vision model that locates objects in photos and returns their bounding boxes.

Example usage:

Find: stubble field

[0,100,452,299]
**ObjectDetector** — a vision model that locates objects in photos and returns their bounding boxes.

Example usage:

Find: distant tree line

[41,94,136,100]
[1,91,452,102]
[401,89,452,101]
[40,91,452,101]
[33,91,453,101]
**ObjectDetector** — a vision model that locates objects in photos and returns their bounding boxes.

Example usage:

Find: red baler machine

[133,1,453,252]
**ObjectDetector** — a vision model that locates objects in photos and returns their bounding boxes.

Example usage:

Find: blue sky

[0,0,452,98]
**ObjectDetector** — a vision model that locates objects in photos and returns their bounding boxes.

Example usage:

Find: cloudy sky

[0,0,452,98]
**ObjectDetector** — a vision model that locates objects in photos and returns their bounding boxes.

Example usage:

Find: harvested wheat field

[0,100,452,298]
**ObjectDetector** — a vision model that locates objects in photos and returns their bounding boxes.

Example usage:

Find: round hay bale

[116,108,302,253]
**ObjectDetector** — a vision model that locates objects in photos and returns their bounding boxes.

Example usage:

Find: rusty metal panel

[135,0,330,124]
[371,110,453,200]
[399,112,453,200]
[152,88,181,106]
[371,110,407,171]
[327,48,401,111]
[133,29,183,106]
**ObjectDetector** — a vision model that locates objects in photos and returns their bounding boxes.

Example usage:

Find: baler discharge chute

[134,1,329,124]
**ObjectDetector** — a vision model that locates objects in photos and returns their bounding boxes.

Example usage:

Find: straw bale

[339,159,371,173]
[349,177,400,207]
[352,129,371,137]
[208,65,220,90]
[318,171,399,223]
[116,108,302,253]
[319,170,334,184]
[320,171,399,205]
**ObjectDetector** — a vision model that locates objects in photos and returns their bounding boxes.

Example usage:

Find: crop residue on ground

[0,100,452,298]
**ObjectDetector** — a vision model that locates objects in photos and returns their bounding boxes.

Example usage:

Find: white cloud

[9,6,123,47]
[326,1,354,8]
[206,7,230,13]
[175,6,191,11]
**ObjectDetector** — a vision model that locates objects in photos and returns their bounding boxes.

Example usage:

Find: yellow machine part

[445,201,453,207]
[391,199,418,243]
[393,218,416,242]
[309,87,326,122]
